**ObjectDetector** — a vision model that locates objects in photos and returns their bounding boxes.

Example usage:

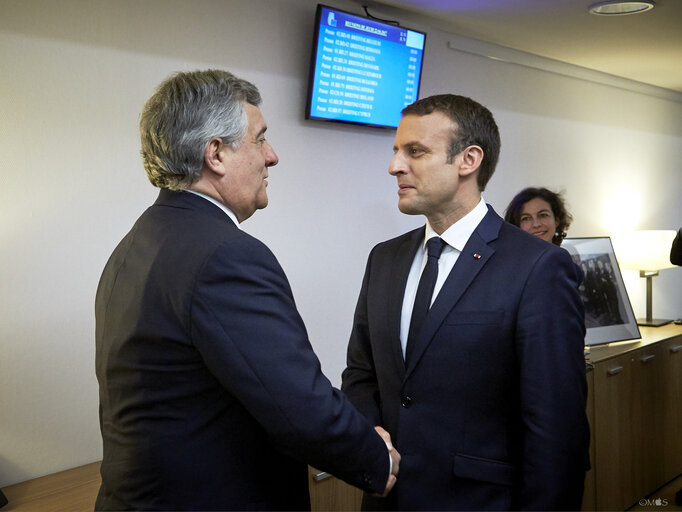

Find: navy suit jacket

[342,205,589,511]
[95,189,389,511]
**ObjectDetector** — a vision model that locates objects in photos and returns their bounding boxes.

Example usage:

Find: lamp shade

[616,230,677,271]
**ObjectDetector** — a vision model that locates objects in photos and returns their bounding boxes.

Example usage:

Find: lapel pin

[473,253,482,259]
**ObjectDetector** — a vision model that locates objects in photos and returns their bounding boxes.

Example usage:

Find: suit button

[401,396,413,408]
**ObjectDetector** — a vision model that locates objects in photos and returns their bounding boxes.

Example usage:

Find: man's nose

[388,153,404,175]
[266,142,279,167]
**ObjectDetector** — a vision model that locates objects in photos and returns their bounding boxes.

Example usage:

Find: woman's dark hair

[504,187,573,245]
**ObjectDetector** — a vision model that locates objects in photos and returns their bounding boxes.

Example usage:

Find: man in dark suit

[342,94,589,511]
[95,69,399,511]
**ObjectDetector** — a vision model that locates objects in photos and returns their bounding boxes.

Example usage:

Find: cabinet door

[309,467,362,511]
[593,352,635,511]
[581,368,596,511]
[630,344,666,503]
[661,336,682,481]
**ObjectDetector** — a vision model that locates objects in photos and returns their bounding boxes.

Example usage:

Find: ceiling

[366,0,682,94]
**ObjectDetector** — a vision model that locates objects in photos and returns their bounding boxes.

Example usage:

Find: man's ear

[204,137,227,177]
[458,145,484,178]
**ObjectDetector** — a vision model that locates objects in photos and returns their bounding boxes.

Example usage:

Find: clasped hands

[374,426,401,497]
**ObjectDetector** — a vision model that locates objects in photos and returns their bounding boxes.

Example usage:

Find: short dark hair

[402,94,501,191]
[504,187,574,245]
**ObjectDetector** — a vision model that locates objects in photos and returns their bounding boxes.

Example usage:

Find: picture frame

[562,237,641,346]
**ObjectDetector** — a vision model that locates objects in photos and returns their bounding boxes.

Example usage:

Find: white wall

[1,0,680,487]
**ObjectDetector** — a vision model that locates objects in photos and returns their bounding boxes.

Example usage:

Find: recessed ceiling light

[588,1,655,15]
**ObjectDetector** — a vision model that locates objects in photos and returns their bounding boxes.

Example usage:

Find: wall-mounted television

[305,4,426,129]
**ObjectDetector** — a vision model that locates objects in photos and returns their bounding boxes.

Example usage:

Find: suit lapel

[404,207,502,378]
[387,228,424,378]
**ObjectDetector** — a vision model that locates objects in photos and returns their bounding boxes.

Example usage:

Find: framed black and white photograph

[562,237,641,346]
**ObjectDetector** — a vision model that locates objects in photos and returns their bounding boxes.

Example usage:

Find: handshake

[375,426,401,497]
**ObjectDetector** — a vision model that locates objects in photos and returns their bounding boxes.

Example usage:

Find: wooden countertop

[587,323,682,364]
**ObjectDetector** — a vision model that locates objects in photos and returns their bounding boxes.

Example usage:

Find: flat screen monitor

[305,4,426,129]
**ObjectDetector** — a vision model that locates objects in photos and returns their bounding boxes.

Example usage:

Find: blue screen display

[306,5,426,128]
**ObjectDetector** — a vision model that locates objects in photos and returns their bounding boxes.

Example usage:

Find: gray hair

[139,69,262,190]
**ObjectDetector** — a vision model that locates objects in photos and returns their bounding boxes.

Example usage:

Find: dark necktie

[406,237,445,364]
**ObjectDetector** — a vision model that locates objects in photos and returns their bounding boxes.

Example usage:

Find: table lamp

[617,230,677,327]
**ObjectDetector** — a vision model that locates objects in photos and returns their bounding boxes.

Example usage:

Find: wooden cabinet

[581,369,596,511]
[592,351,635,510]
[630,342,667,502]
[309,467,362,511]
[661,337,682,483]
[588,324,682,511]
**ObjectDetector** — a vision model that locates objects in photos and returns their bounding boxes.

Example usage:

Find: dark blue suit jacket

[342,206,589,511]
[95,189,389,511]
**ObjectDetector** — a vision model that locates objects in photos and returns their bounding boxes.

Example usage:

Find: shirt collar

[425,198,488,251]
[186,189,241,229]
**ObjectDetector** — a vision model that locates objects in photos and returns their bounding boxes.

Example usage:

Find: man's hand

[374,426,400,497]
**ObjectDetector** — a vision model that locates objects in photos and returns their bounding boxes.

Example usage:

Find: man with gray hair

[95,69,399,511]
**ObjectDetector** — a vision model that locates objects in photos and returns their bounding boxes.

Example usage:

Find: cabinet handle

[670,345,682,353]
[607,366,623,376]
[640,354,656,363]
[312,471,331,482]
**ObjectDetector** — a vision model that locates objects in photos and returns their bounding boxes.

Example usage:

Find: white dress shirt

[400,198,489,358]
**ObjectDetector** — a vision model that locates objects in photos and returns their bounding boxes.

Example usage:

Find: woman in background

[504,187,573,246]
